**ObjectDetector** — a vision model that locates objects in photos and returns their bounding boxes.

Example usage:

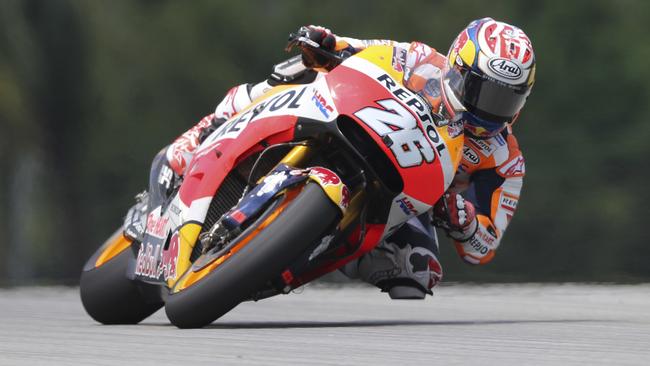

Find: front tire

[165,183,340,328]
[80,238,163,324]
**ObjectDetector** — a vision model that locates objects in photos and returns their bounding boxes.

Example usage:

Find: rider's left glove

[432,193,478,241]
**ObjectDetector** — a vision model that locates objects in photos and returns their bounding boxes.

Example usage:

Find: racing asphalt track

[1,284,649,366]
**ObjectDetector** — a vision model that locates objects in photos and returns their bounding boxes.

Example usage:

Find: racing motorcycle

[80,42,464,328]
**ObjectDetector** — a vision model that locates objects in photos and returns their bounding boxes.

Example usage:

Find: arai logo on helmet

[488,58,522,80]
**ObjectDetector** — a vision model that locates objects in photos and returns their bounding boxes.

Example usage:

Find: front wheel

[80,229,163,324]
[165,183,340,328]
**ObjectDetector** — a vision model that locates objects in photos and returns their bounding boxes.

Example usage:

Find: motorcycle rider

[146,18,534,299]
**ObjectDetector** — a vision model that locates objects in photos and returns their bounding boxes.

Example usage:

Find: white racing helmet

[443,18,536,138]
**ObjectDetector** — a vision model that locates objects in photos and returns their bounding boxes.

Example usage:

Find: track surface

[1,284,649,365]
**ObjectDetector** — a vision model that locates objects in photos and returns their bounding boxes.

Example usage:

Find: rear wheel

[165,183,340,328]
[80,229,163,324]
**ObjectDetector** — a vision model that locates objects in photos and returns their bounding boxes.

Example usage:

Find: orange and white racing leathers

[164,34,524,296]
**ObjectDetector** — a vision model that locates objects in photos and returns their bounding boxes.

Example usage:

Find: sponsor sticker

[308,167,349,212]
[256,171,288,196]
[500,194,518,213]
[145,212,169,239]
[311,89,334,118]
[135,242,162,279]
[391,47,407,72]
[309,167,341,186]
[476,226,497,245]
[469,138,496,156]
[197,86,307,154]
[463,146,480,165]
[135,233,180,281]
[488,58,522,80]
[396,197,418,215]
[160,232,180,280]
[168,203,181,215]
[158,164,174,189]
[467,236,490,255]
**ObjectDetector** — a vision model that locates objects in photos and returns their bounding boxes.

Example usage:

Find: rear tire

[165,183,340,328]
[80,245,163,324]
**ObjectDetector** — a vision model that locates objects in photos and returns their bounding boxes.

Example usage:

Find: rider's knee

[350,241,443,299]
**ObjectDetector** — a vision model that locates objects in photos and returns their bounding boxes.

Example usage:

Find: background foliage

[1,0,648,284]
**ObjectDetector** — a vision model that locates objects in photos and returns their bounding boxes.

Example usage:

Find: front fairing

[325,46,464,234]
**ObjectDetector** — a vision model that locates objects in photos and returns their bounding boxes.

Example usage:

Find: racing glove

[287,25,338,70]
[432,193,478,241]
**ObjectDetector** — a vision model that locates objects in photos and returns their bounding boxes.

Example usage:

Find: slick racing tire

[165,183,340,328]
[80,232,163,324]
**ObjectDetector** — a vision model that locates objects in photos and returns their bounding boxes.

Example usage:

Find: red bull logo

[309,167,341,186]
[134,242,161,279]
[146,212,169,238]
[160,232,180,281]
[307,167,348,213]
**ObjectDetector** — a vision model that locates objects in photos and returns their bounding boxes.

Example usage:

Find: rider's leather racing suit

[163,35,525,298]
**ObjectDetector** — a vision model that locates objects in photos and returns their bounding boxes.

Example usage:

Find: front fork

[279,144,312,167]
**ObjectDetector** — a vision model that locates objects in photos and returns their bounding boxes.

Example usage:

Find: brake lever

[306,40,344,63]
[285,27,310,52]
[286,31,344,64]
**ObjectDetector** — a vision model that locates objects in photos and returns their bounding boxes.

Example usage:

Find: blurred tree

[1,0,89,282]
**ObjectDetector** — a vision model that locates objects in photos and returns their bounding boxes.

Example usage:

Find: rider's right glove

[287,25,337,70]
[432,193,478,241]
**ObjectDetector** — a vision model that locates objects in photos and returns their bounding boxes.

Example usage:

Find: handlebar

[286,27,346,68]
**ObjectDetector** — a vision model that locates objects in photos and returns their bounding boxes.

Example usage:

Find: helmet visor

[446,65,530,122]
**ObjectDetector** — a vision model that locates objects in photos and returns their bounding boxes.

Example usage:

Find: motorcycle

[80,43,464,328]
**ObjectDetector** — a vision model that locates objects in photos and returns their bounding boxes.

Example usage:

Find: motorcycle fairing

[324,49,463,238]
[327,52,463,204]
[134,45,463,289]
